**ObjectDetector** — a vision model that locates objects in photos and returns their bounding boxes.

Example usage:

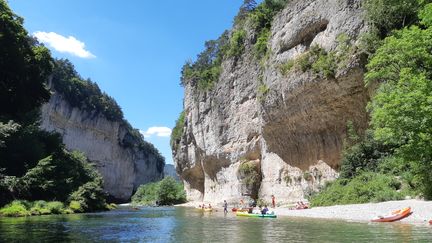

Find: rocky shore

[177,199,432,225]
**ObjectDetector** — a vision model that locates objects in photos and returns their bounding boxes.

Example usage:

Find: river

[1,206,431,242]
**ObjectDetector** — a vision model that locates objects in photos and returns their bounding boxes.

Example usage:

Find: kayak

[196,208,213,212]
[371,207,412,222]
[232,207,252,212]
[236,211,277,218]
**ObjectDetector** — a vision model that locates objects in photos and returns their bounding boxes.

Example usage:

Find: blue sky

[8,0,243,164]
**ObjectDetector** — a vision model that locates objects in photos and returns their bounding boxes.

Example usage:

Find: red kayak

[429,219,432,225]
[371,207,412,222]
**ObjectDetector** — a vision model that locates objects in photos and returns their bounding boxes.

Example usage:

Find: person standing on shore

[271,195,276,208]
[223,200,228,214]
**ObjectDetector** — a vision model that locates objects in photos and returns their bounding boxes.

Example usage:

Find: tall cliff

[173,0,370,204]
[40,61,164,202]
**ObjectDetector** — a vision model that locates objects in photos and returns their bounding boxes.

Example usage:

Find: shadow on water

[1,206,432,242]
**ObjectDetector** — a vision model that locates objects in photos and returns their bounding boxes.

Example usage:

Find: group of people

[292,201,309,210]
[220,195,277,215]
[198,203,212,209]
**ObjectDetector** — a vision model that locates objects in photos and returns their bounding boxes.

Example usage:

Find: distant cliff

[41,60,164,202]
[164,164,180,181]
[173,0,369,204]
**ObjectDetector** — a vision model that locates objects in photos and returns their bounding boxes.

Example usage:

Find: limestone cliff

[41,91,164,202]
[173,0,370,205]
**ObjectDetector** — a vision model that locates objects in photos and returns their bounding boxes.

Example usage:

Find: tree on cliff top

[0,0,53,122]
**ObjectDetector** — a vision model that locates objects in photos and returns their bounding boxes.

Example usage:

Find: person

[223,200,228,214]
[261,205,269,215]
[271,195,276,208]
[208,203,212,209]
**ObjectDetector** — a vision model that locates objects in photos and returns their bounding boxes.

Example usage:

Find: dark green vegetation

[51,59,123,121]
[0,0,161,216]
[170,111,185,150]
[180,0,289,92]
[0,0,106,212]
[311,1,432,206]
[131,177,186,206]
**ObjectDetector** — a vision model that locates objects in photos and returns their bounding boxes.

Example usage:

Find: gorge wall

[173,0,370,205]
[41,91,164,202]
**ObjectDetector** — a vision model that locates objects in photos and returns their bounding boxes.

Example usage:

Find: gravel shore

[275,199,432,224]
[177,200,432,225]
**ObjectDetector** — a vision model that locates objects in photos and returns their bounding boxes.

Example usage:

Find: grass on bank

[0,200,117,217]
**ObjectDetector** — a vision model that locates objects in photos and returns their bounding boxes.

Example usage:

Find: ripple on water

[1,207,432,242]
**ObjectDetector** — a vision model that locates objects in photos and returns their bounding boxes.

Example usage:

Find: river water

[0,206,431,242]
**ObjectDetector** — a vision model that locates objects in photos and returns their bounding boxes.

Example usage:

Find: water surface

[1,206,431,242]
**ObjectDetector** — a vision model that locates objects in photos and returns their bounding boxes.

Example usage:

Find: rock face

[173,0,369,205]
[164,164,180,181]
[41,92,164,202]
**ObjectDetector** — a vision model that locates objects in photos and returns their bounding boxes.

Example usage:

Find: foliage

[0,0,52,121]
[278,45,337,78]
[131,181,159,205]
[51,59,123,121]
[0,200,72,217]
[254,27,271,60]
[234,0,257,26]
[365,11,432,198]
[362,0,427,37]
[181,31,229,90]
[227,29,246,59]
[365,27,432,86]
[157,177,187,205]
[339,132,397,179]
[310,172,410,207]
[131,177,186,206]
[419,3,432,27]
[170,111,185,150]
[69,176,108,212]
[249,0,289,33]
[238,161,260,187]
[257,83,270,101]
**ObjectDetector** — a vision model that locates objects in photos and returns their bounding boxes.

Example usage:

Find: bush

[170,111,185,150]
[45,201,65,214]
[238,161,260,187]
[131,182,159,205]
[254,28,270,60]
[69,200,84,213]
[131,177,186,206]
[0,201,30,217]
[310,172,409,207]
[339,132,397,179]
[157,177,187,205]
[69,177,108,212]
[227,29,246,58]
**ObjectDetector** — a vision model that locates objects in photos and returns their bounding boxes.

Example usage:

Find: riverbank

[177,199,432,224]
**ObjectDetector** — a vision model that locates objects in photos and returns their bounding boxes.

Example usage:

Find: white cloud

[33,31,96,58]
[140,127,172,138]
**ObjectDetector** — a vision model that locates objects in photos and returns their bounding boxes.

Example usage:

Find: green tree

[157,176,186,205]
[366,9,432,198]
[0,0,53,121]
[363,0,427,37]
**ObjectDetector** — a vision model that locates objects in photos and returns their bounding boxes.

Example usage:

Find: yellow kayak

[196,208,213,212]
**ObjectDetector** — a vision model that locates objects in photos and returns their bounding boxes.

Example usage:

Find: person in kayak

[261,205,269,215]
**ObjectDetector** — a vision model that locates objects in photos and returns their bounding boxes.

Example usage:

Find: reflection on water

[0,207,431,242]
